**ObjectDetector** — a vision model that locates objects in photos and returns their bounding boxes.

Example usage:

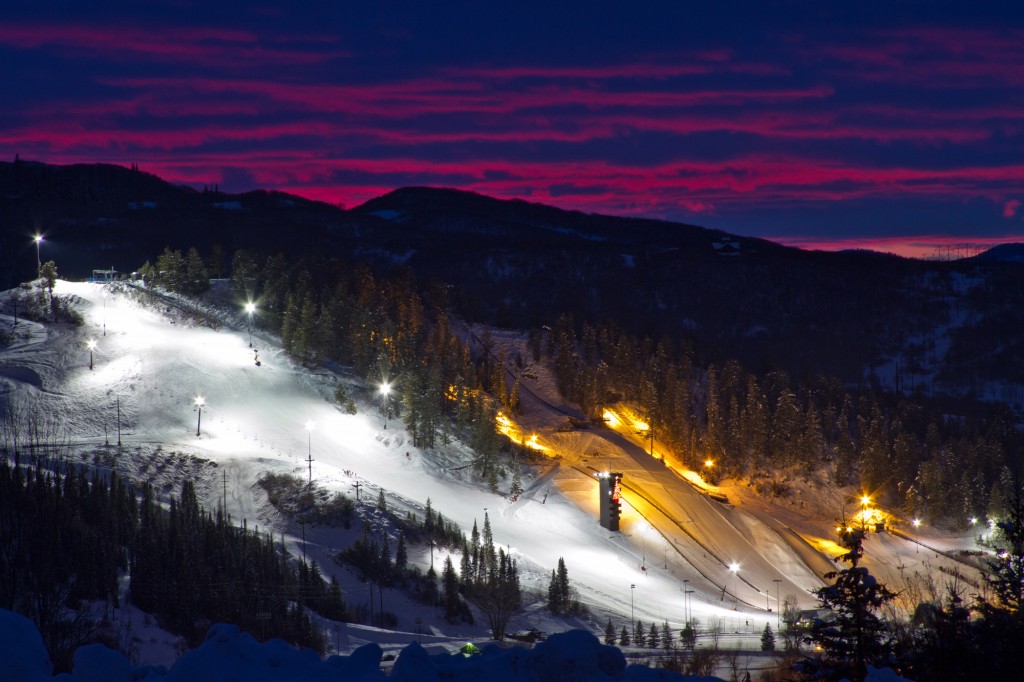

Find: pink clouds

[4,17,1024,251]
[0,23,345,67]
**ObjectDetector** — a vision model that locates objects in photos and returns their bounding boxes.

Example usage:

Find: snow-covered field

[0,280,984,677]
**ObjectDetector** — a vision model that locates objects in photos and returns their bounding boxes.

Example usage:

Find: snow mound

[1,609,722,682]
[0,609,51,682]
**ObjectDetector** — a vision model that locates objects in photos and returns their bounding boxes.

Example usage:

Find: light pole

[630,583,636,632]
[683,579,690,624]
[860,495,871,530]
[194,396,205,436]
[102,291,108,336]
[649,416,654,458]
[245,302,256,347]
[774,578,781,630]
[913,518,921,553]
[729,562,740,610]
[87,339,97,370]
[640,524,646,570]
[305,420,315,486]
[379,381,391,429]
[33,234,42,273]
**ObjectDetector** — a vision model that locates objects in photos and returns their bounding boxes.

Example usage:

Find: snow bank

[2,610,721,682]
[0,609,52,682]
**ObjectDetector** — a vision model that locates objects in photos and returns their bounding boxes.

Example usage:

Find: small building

[90,268,118,283]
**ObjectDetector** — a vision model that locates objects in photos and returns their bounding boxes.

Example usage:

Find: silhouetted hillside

[1,160,1020,408]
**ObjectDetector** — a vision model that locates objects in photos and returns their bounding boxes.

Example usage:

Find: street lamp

[245,302,256,347]
[102,290,108,336]
[87,339,97,370]
[640,523,646,570]
[305,420,315,486]
[33,234,43,272]
[729,562,740,609]
[630,583,636,631]
[683,579,690,623]
[774,578,782,630]
[860,495,871,529]
[379,381,391,429]
[194,396,205,436]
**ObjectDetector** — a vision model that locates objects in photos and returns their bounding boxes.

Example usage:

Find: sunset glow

[3,4,1023,251]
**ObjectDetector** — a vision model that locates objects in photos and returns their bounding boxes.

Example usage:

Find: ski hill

[0,279,986,673]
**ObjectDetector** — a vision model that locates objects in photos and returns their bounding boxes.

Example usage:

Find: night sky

[4,1,1023,257]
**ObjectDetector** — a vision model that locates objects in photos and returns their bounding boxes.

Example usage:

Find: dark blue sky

[3,1,1023,256]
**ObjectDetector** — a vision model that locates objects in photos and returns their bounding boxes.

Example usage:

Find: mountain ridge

[1,160,1021,408]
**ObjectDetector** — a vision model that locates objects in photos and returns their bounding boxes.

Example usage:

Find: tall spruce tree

[807,526,896,682]
[604,618,617,645]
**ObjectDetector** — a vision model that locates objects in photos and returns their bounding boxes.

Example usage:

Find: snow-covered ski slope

[0,280,985,653]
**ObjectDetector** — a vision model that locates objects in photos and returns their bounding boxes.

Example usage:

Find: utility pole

[305,421,314,487]
[650,418,654,458]
[630,583,635,630]
[116,396,121,447]
[352,481,362,501]
[222,470,228,516]
[683,580,689,623]
[774,579,782,630]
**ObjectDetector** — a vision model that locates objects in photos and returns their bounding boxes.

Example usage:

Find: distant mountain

[2,161,1021,408]
[972,243,1024,263]
[0,160,343,285]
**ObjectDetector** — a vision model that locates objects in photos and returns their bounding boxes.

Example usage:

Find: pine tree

[634,620,646,648]
[377,489,387,512]
[547,569,559,613]
[442,556,461,623]
[509,458,524,502]
[423,498,435,537]
[604,618,617,645]
[761,623,776,652]
[481,513,496,574]
[807,526,896,682]
[984,480,1024,615]
[619,626,631,647]
[184,247,209,295]
[647,621,660,649]
[556,557,570,612]
[467,547,521,640]
[679,622,696,650]
[280,294,299,353]
[662,620,674,651]
[395,532,407,576]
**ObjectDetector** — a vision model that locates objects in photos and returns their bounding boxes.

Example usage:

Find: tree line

[216,246,1022,526]
[0,456,342,672]
[546,313,1022,526]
